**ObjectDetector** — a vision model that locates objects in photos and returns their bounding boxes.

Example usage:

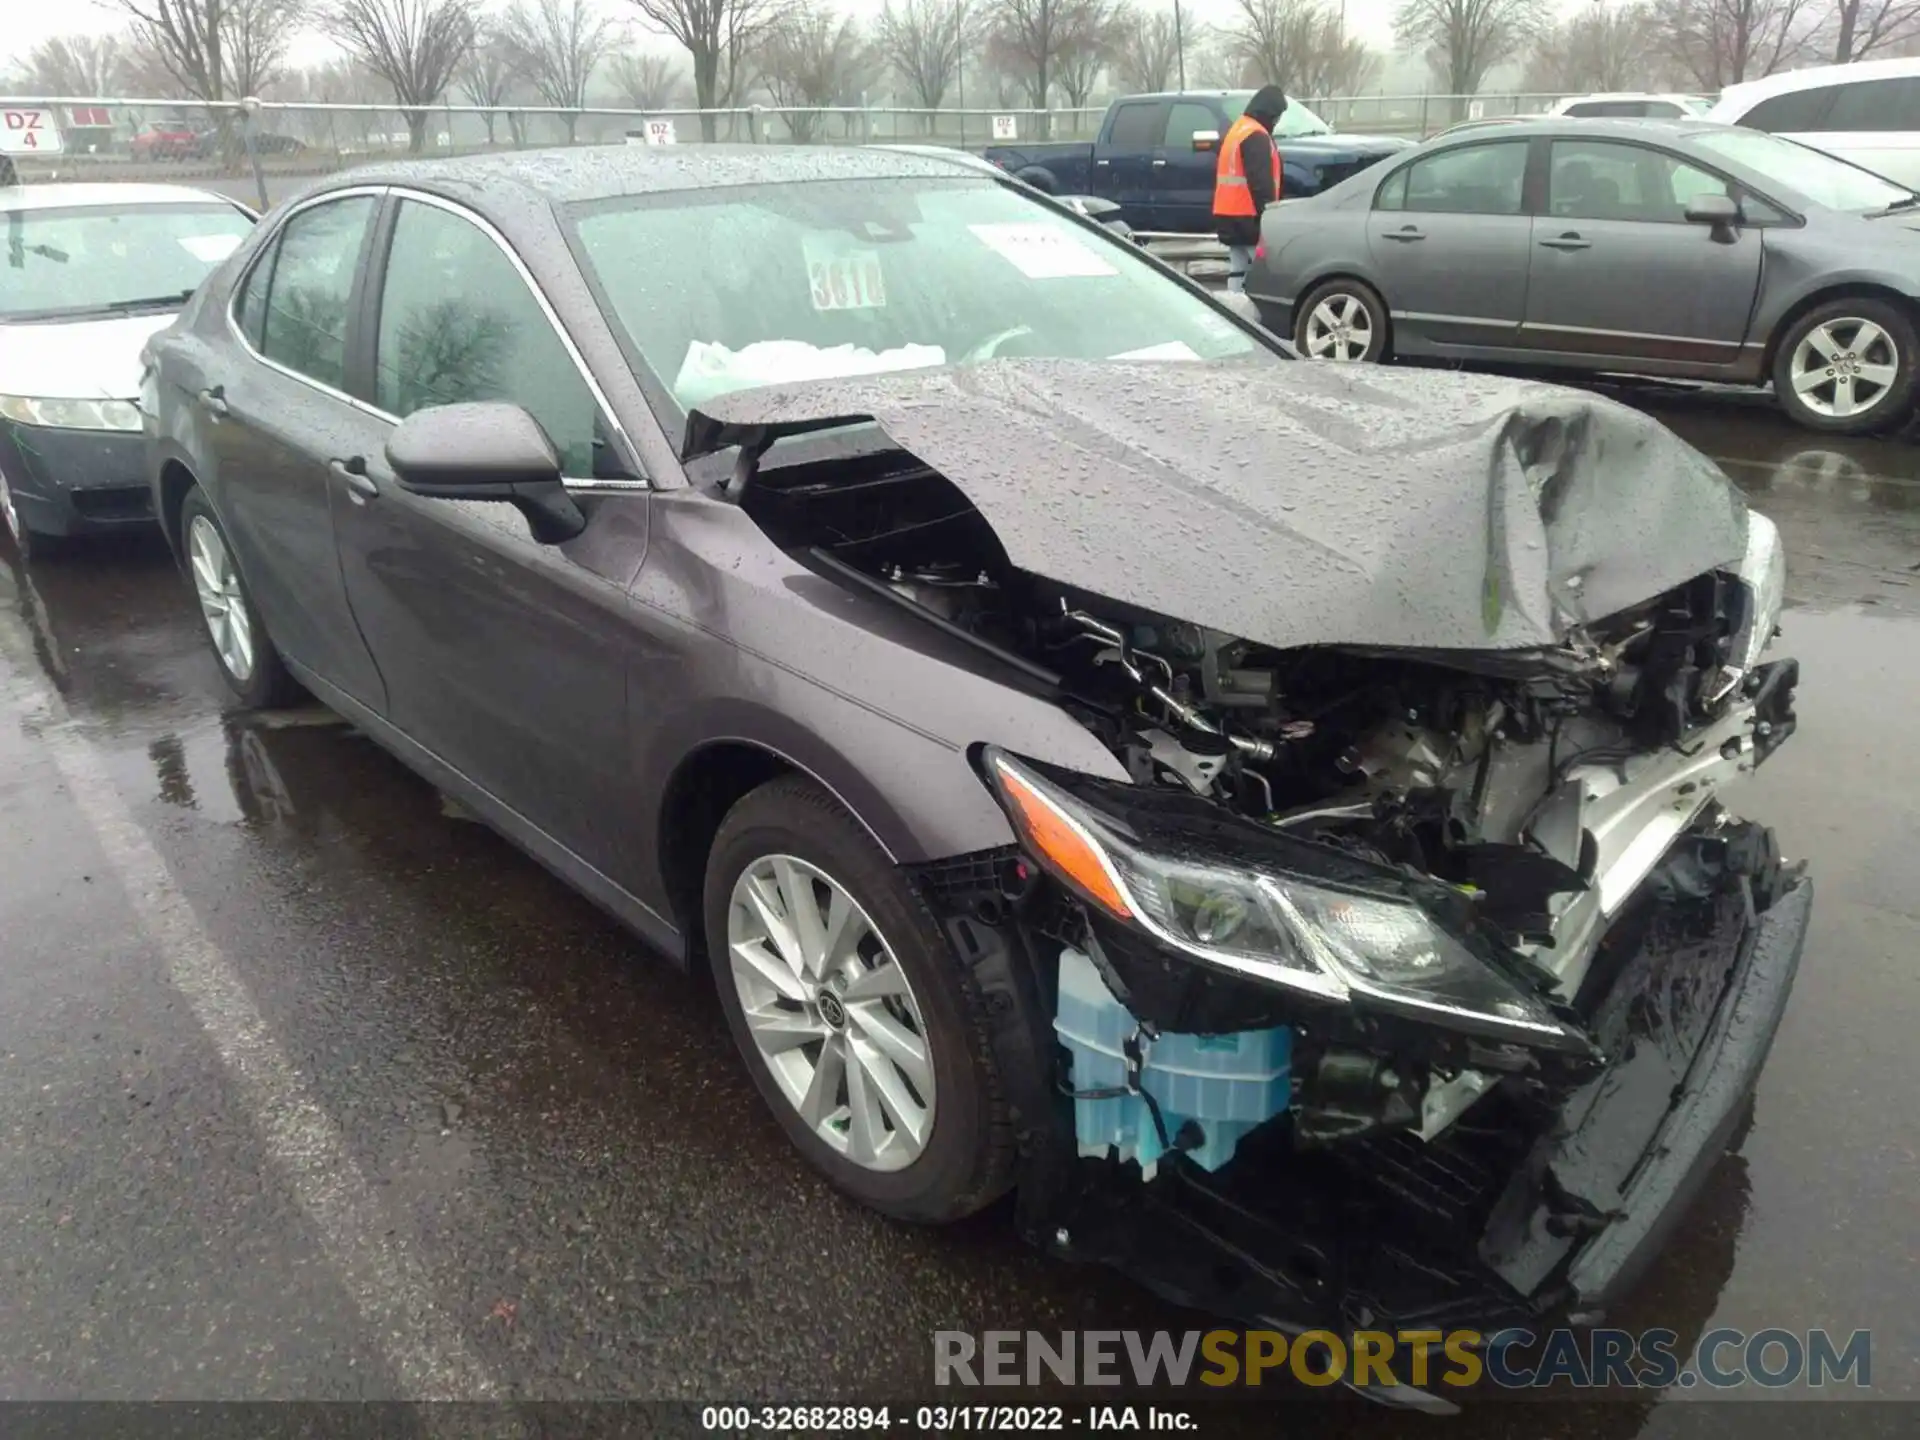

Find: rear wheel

[702,775,1015,1223]
[1772,297,1917,434]
[180,487,301,707]
[1293,279,1390,363]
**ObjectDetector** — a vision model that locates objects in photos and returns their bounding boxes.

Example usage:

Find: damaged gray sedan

[141,148,1807,1391]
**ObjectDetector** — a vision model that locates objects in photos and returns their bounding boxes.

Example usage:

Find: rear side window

[233,240,275,349]
[1163,101,1217,149]
[257,196,376,391]
[1823,77,1920,132]
[373,200,599,476]
[1741,86,1837,132]
[1107,102,1166,150]
[1388,141,1529,216]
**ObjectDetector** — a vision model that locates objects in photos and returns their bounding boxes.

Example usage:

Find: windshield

[1222,91,1332,137]
[1,202,252,321]
[572,177,1260,422]
[1692,128,1910,211]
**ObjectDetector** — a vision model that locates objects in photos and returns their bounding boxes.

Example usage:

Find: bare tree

[876,0,975,118]
[224,0,304,97]
[101,1,225,101]
[1652,0,1815,87]
[760,4,871,141]
[627,0,790,137]
[1230,0,1377,96]
[499,0,618,141]
[1394,0,1547,107]
[323,0,479,152]
[609,49,683,106]
[986,0,1115,118]
[1525,0,1656,91]
[457,35,522,144]
[1829,0,1920,60]
[14,34,129,95]
[1053,1,1121,107]
[1111,7,1189,92]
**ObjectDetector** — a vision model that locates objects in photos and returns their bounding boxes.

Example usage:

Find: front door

[1365,138,1535,350]
[330,195,650,881]
[1522,139,1763,368]
[211,192,387,708]
[1151,99,1229,234]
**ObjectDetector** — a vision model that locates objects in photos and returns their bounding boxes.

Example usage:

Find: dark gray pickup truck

[984,90,1410,232]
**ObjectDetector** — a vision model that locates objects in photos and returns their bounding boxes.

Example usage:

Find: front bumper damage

[914,753,1809,1404]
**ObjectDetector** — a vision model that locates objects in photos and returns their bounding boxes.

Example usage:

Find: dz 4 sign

[1,108,65,155]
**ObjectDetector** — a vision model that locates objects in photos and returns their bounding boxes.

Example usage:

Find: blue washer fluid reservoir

[1053,946,1291,1179]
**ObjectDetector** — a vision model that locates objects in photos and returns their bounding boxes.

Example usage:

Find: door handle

[328,456,378,502]
[1095,158,1111,166]
[198,386,229,419]
[1381,226,1425,242]
[1539,233,1592,250]
[1151,158,1168,168]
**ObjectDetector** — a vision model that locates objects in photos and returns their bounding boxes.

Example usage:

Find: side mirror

[385,401,586,544]
[1192,130,1220,153]
[1684,192,1741,241]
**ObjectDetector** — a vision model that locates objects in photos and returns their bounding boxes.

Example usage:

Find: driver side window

[373,200,609,478]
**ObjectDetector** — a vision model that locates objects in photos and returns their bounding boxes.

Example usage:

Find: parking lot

[0,376,1915,1429]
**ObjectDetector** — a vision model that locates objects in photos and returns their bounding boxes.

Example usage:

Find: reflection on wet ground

[0,390,1915,1428]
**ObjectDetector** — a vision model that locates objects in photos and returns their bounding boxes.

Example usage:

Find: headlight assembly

[1708,511,1785,703]
[984,749,1577,1049]
[0,395,143,433]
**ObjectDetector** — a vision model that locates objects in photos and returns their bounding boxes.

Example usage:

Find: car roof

[1421,117,1728,143]
[332,144,990,207]
[1714,55,1920,111]
[0,181,240,212]
[1552,92,1700,106]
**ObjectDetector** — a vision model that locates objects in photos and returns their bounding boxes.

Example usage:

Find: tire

[179,487,301,707]
[702,775,1016,1224]
[1292,278,1390,363]
[1772,296,1918,435]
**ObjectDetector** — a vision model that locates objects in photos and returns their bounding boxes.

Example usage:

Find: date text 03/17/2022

[699,1406,1195,1432]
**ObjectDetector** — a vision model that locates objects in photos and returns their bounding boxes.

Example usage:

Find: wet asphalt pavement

[1,385,1917,1435]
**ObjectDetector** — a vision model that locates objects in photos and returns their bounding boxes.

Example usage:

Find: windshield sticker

[803,236,887,311]
[178,233,244,263]
[968,222,1118,279]
[672,339,944,410]
[1112,341,1202,361]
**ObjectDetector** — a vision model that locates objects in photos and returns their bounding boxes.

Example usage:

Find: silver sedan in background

[1246,118,1920,434]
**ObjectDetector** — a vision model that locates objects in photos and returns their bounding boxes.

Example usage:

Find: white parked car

[1549,93,1711,119]
[1709,57,1920,189]
[0,182,254,557]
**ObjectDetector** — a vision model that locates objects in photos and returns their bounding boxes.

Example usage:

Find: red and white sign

[991,115,1018,141]
[1,108,64,155]
[644,118,676,146]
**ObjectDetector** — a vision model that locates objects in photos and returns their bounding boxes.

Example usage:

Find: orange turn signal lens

[989,756,1133,920]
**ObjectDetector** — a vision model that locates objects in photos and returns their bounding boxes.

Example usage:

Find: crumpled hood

[687,358,1751,653]
[0,312,178,401]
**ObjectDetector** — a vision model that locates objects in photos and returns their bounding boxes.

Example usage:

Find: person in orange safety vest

[1213,85,1288,293]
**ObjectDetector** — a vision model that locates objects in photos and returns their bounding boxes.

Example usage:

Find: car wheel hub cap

[1306,294,1371,362]
[1791,319,1898,419]
[188,514,256,684]
[726,854,935,1173]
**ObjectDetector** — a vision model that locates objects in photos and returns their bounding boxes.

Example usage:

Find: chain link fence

[2,94,1578,207]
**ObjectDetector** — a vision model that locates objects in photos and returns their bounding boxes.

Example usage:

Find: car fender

[1749,251,1920,351]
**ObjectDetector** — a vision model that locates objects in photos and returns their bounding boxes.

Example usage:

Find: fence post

[240,98,268,212]
[749,105,763,145]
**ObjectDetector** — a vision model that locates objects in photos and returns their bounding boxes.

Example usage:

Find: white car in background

[0,182,255,558]
[1549,93,1712,118]
[1709,57,1920,188]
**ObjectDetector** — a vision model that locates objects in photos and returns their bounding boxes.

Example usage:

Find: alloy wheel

[188,514,256,684]
[725,853,936,1173]
[1787,317,1900,420]
[1303,292,1374,361]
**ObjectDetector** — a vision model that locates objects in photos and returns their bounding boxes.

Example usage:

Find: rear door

[205,191,388,708]
[1365,139,1533,350]
[1522,139,1762,369]
[1096,99,1168,228]
[330,193,649,880]
[1150,99,1228,233]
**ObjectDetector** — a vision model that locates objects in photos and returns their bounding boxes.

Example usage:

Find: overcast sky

[2,0,1410,77]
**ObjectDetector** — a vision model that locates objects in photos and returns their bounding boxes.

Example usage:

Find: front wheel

[179,487,301,707]
[1292,279,1390,363]
[702,776,1015,1224]
[1773,297,1918,434]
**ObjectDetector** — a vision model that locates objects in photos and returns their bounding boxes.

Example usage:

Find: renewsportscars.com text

[934,1327,1872,1391]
